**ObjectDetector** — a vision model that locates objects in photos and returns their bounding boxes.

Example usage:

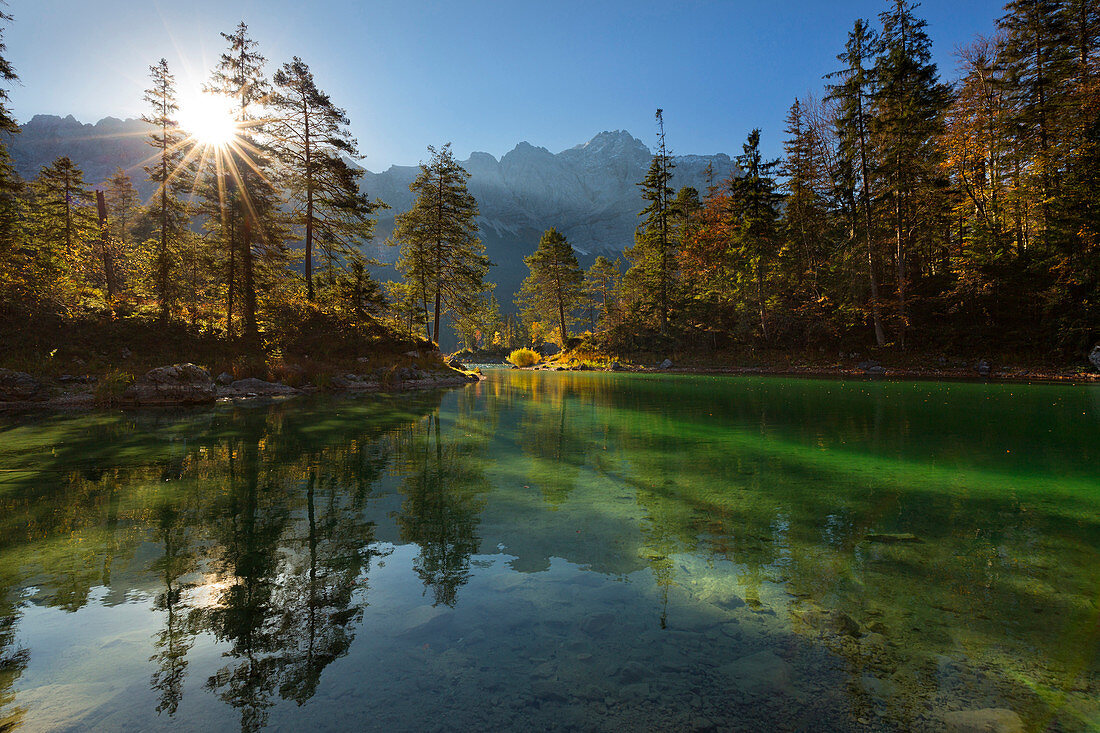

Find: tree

[873,0,951,346]
[516,228,584,345]
[27,156,97,296]
[626,108,677,335]
[390,143,489,344]
[143,58,193,320]
[583,256,621,330]
[207,22,286,339]
[828,19,887,346]
[728,129,783,341]
[270,57,385,302]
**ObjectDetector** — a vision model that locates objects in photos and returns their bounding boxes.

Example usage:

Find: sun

[178,92,238,147]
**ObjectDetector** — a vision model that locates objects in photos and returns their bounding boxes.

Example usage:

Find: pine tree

[0,5,23,311]
[143,58,193,319]
[390,143,489,343]
[626,109,677,335]
[828,19,887,346]
[583,256,622,330]
[27,157,97,300]
[207,22,285,339]
[516,228,585,345]
[729,129,783,341]
[270,57,385,302]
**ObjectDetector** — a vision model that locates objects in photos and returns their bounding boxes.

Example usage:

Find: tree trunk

[242,217,257,340]
[304,100,315,301]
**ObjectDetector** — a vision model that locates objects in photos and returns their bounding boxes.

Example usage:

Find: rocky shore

[0,361,481,411]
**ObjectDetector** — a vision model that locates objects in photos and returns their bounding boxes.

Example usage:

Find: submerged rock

[719,650,791,694]
[0,368,47,401]
[941,708,1024,733]
[122,364,215,405]
[866,532,923,544]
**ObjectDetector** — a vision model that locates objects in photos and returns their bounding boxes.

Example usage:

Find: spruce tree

[270,57,385,302]
[143,58,193,319]
[207,22,285,339]
[828,19,887,346]
[626,108,676,335]
[728,129,783,341]
[27,157,97,298]
[873,0,951,346]
[516,228,585,345]
[390,143,489,344]
[583,256,622,330]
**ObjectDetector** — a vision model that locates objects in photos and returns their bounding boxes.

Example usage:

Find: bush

[507,348,540,368]
[93,370,133,407]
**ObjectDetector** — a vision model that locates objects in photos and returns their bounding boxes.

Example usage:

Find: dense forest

[0,0,1097,366]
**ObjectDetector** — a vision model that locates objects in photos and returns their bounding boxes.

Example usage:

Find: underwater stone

[941,708,1024,733]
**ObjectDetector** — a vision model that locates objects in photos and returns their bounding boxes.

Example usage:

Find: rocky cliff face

[9,119,736,300]
[362,130,736,261]
[10,115,154,190]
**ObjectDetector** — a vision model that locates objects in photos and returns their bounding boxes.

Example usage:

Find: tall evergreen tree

[207,22,285,339]
[516,228,585,345]
[583,255,621,330]
[626,109,676,335]
[873,0,951,346]
[143,58,193,319]
[27,157,97,299]
[728,129,783,341]
[828,19,888,345]
[390,143,489,344]
[270,57,384,302]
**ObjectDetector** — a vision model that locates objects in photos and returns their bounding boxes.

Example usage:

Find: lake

[0,369,1097,731]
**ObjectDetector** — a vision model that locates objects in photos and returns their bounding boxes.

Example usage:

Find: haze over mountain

[8,115,737,300]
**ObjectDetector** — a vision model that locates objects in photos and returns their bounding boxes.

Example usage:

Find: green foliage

[515,228,584,346]
[93,370,134,407]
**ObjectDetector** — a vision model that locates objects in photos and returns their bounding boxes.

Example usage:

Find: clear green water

[0,370,1097,732]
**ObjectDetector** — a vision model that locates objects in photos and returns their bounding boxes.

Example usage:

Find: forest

[0,0,1097,371]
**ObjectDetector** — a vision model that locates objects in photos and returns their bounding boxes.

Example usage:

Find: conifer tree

[583,256,622,330]
[0,6,23,310]
[270,57,385,302]
[27,157,97,298]
[143,58,192,319]
[828,19,887,346]
[391,143,489,343]
[207,22,285,339]
[516,228,585,345]
[873,0,951,346]
[729,129,783,341]
[626,109,676,335]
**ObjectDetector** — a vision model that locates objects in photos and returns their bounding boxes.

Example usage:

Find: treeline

[0,19,492,350]
[516,0,1099,357]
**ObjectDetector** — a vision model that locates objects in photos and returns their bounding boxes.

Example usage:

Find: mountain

[8,118,737,303]
[10,114,154,190]
[361,130,736,302]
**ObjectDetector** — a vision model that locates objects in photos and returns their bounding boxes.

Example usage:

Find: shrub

[93,370,133,407]
[507,348,540,368]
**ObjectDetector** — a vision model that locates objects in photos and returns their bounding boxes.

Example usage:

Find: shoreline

[0,369,483,413]
[520,359,1100,386]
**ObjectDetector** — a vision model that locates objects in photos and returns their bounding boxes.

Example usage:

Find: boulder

[857,360,881,371]
[539,342,561,357]
[976,359,991,377]
[216,372,234,385]
[660,358,673,369]
[1089,344,1100,372]
[223,378,300,397]
[608,361,624,371]
[0,368,48,402]
[865,365,887,376]
[122,364,215,405]
[941,708,1024,733]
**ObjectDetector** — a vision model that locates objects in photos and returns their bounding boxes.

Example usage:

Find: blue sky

[5,0,1004,169]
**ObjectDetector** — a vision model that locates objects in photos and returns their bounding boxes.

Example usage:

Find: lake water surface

[0,370,1097,731]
